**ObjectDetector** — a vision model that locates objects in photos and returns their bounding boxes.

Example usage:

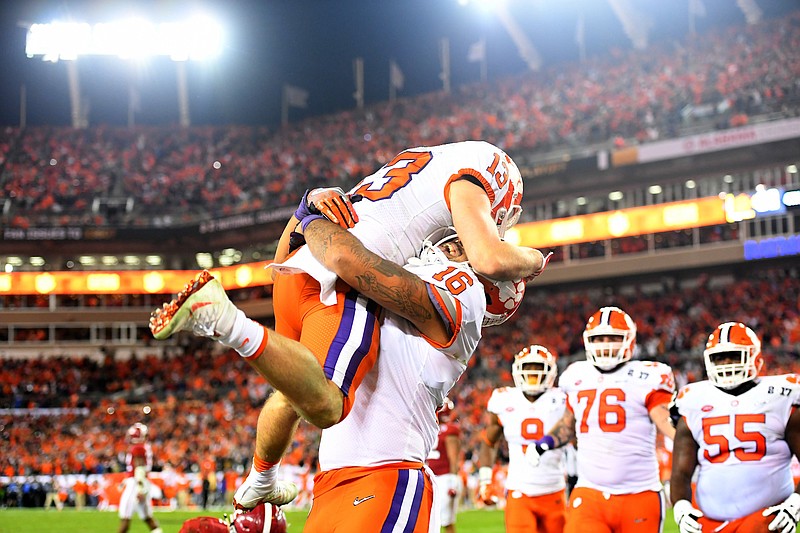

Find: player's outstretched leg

[150,270,238,340]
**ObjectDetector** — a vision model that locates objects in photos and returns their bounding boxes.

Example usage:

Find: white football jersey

[559,360,675,494]
[273,141,517,304]
[674,376,800,521]
[487,386,567,496]
[318,259,485,471]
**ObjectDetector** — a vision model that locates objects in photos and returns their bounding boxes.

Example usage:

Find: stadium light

[24,14,224,128]
[25,15,223,62]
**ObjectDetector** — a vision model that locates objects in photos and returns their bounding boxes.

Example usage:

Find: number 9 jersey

[673,375,800,521]
[559,360,675,494]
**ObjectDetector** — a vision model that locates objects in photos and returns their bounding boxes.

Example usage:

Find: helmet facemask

[703,323,763,389]
[583,307,636,370]
[512,346,557,395]
[416,226,467,266]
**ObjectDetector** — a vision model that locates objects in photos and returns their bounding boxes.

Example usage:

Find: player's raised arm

[448,179,545,281]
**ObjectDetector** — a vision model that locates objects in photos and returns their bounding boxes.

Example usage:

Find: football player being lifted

[670,322,800,533]
[527,307,676,533]
[478,345,568,533]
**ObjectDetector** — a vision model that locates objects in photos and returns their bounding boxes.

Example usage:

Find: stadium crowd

[2,263,798,508]
[2,10,800,229]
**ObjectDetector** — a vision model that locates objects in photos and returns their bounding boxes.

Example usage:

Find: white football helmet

[583,306,636,370]
[704,322,763,389]
[127,422,148,444]
[416,226,524,327]
[490,150,524,238]
[416,226,464,266]
[512,345,557,395]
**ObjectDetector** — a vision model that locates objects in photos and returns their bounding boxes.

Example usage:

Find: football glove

[137,479,150,497]
[763,492,800,533]
[673,499,703,533]
[307,187,361,229]
[524,250,554,283]
[443,474,461,499]
[477,467,497,505]
[525,435,555,467]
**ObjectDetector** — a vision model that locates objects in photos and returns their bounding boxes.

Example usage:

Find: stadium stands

[2,8,800,511]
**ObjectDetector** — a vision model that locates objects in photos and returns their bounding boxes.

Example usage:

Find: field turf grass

[0,508,680,532]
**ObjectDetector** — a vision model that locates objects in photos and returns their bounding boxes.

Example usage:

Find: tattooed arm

[302,218,450,344]
[545,409,577,448]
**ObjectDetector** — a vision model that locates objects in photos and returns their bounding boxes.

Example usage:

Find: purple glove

[294,190,317,221]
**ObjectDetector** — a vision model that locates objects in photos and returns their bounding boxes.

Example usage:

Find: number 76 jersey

[673,375,800,521]
[559,360,675,494]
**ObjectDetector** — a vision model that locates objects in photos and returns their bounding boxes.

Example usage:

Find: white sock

[218,310,265,358]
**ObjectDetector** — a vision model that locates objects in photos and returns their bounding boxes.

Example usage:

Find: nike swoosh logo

[353,495,375,506]
[190,301,212,313]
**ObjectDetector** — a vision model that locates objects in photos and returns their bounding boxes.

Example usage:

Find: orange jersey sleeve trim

[419,282,463,350]
[645,389,672,412]
[443,169,496,213]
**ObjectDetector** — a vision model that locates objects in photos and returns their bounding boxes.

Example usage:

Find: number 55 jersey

[559,360,675,494]
[672,375,800,521]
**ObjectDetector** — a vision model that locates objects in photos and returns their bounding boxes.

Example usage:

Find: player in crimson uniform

[118,423,162,533]
[670,322,800,533]
[427,398,462,533]
[527,307,676,533]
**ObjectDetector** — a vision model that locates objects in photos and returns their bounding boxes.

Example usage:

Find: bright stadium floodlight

[25,15,223,62]
[24,14,224,128]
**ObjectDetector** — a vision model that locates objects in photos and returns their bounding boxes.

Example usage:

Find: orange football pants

[565,487,665,533]
[272,272,381,420]
[505,488,566,533]
[304,462,433,533]
[697,509,774,532]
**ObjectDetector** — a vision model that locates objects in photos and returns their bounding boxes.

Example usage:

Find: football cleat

[234,480,299,509]
[150,270,237,341]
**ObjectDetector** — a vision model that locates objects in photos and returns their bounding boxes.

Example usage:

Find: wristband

[538,435,556,451]
[300,214,325,232]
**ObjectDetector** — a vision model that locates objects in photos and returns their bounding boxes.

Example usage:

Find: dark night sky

[0,0,794,128]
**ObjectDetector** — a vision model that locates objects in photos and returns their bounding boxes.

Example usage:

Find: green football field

[0,508,680,532]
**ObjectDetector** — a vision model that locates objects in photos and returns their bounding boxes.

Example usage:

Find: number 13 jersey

[559,360,675,494]
[274,141,520,304]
